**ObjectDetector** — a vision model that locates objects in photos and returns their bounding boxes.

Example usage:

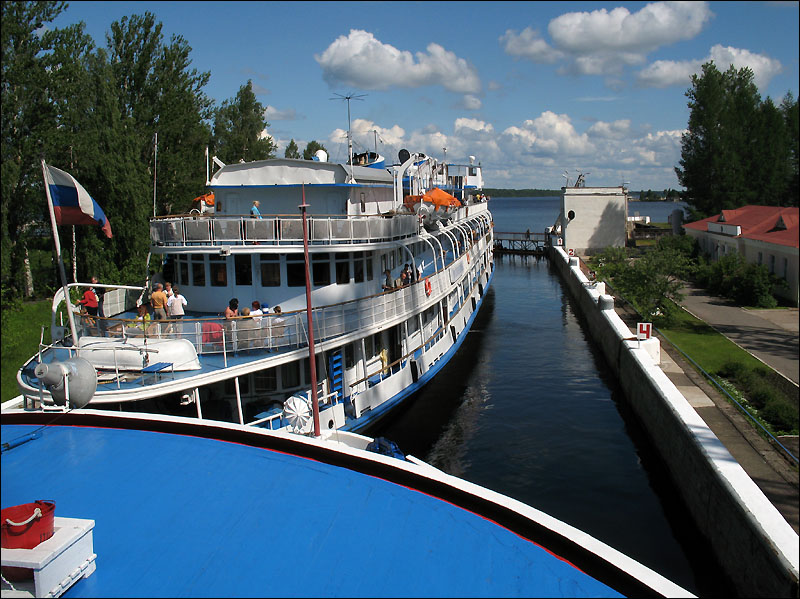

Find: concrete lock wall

[551,248,799,598]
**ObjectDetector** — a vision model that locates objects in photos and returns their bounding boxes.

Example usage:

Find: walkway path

[679,284,799,384]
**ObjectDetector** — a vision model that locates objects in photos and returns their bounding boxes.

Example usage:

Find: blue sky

[52,1,799,190]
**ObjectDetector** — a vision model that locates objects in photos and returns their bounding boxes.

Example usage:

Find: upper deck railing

[149,202,489,248]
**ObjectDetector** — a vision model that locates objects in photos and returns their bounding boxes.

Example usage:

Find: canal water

[373,198,729,597]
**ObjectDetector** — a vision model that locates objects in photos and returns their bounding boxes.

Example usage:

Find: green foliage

[716,360,798,435]
[303,140,328,160]
[592,243,689,325]
[284,139,301,159]
[1,299,52,403]
[676,62,798,217]
[1,5,219,299]
[212,80,276,164]
[695,253,782,308]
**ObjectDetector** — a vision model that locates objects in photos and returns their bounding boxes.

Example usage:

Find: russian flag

[45,164,112,239]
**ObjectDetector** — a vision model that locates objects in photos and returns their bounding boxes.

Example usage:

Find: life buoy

[424,278,432,296]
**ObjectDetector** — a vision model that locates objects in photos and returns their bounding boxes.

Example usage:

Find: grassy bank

[658,305,798,436]
[1,299,52,403]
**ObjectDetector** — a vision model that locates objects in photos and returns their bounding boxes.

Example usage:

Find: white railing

[150,214,420,247]
[75,233,490,363]
[149,204,490,248]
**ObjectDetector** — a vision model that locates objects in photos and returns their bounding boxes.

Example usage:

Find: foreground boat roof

[1,411,690,598]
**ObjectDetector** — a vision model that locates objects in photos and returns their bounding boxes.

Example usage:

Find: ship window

[302,358,311,385]
[312,253,330,287]
[286,255,305,287]
[360,193,365,212]
[353,252,365,283]
[191,255,205,286]
[366,252,373,280]
[177,256,188,286]
[345,343,355,368]
[281,361,300,389]
[210,255,227,287]
[235,255,252,286]
[335,253,350,284]
[254,368,277,392]
[364,334,375,359]
[260,256,280,287]
[407,314,419,336]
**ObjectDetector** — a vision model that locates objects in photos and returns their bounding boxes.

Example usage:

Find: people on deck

[251,301,263,323]
[250,201,262,219]
[224,298,239,319]
[77,285,99,317]
[382,269,394,292]
[167,286,187,335]
[151,283,168,320]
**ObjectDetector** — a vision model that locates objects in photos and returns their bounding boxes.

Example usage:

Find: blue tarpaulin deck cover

[1,413,665,597]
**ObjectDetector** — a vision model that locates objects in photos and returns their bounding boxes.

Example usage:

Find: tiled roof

[683,205,799,248]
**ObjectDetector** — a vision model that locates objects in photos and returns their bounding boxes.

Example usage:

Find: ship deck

[0,417,637,598]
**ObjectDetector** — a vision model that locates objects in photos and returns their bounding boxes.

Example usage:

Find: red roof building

[683,205,799,305]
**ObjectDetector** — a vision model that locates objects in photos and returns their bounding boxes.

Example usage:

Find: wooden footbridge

[493,231,551,256]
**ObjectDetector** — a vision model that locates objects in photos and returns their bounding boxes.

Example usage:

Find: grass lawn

[2,299,53,403]
[657,306,766,375]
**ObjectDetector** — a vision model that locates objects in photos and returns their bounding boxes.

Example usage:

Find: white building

[560,186,628,254]
[683,206,799,306]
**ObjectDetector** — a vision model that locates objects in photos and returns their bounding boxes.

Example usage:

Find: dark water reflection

[373,253,731,597]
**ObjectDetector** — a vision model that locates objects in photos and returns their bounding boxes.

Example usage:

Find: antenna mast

[331,92,366,179]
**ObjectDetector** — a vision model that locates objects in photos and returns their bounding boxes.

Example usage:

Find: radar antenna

[331,93,366,179]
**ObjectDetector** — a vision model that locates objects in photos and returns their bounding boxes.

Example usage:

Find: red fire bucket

[1,500,56,581]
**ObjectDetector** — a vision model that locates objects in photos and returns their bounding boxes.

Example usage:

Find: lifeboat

[77,336,201,371]
[192,192,215,206]
[404,188,461,226]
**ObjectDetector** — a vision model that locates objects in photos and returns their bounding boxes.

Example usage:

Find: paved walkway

[679,284,799,384]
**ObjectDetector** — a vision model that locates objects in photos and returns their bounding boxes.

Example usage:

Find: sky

[51,1,799,190]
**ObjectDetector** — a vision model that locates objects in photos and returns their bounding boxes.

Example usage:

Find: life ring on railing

[424,278,432,296]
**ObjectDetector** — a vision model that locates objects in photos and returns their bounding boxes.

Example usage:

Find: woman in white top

[167,287,187,335]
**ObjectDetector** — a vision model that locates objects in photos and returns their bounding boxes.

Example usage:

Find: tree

[303,140,327,160]
[676,62,797,217]
[212,80,276,164]
[284,139,300,159]
[781,93,799,206]
[1,1,70,300]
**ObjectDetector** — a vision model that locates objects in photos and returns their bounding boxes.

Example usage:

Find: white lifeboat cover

[77,337,201,371]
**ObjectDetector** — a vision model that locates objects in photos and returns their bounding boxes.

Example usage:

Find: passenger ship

[14,147,493,435]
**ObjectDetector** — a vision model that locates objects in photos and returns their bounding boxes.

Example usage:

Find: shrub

[762,397,799,434]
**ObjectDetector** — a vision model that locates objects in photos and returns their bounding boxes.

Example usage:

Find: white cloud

[316,29,480,94]
[454,118,494,136]
[548,2,712,55]
[637,44,783,90]
[587,119,632,139]
[264,106,301,121]
[501,2,713,80]
[499,27,563,63]
[462,94,482,110]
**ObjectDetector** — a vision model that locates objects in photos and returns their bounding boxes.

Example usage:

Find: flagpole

[41,158,80,345]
